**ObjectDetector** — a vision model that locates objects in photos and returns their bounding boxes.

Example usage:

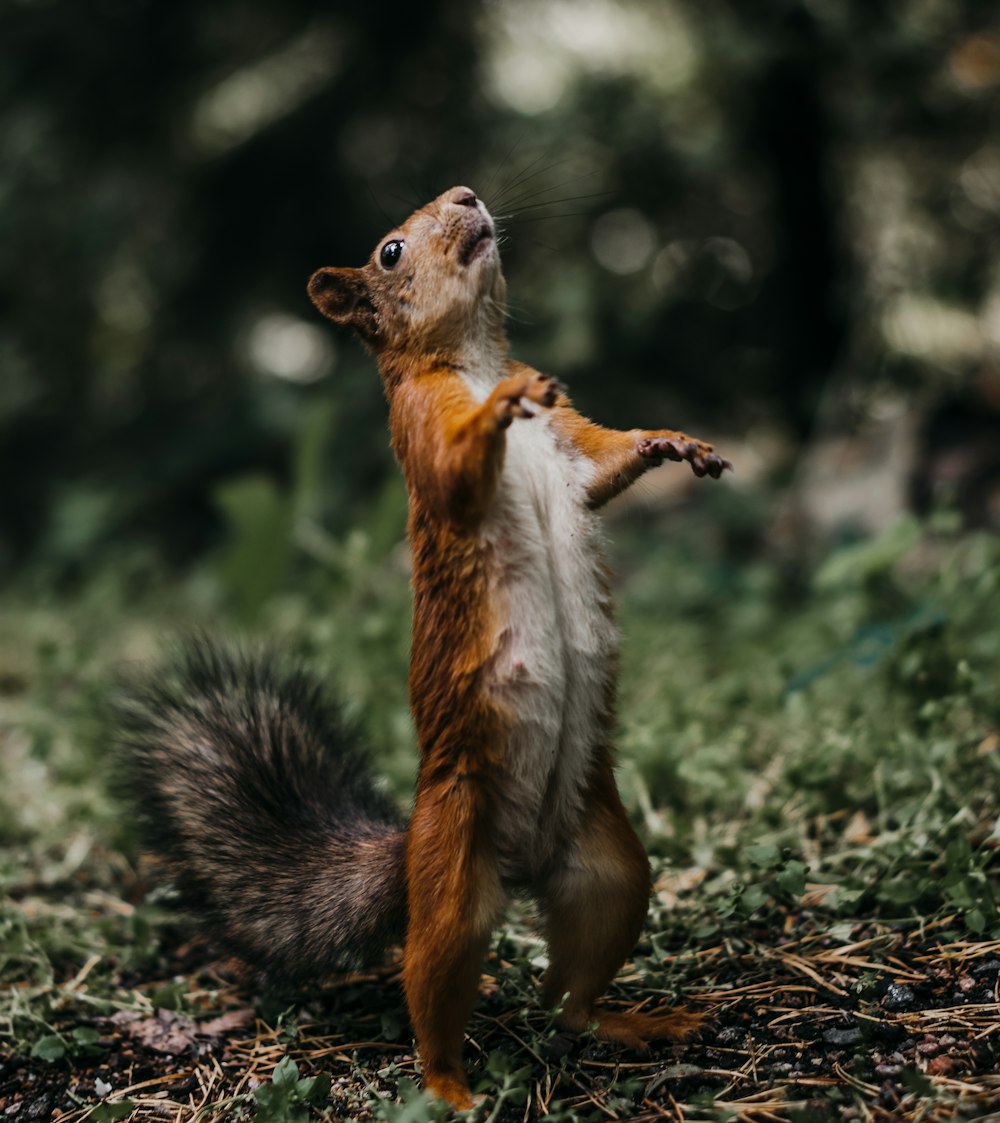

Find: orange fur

[539,753,703,1044]
[404,773,504,1105]
[308,186,730,1107]
[550,402,722,509]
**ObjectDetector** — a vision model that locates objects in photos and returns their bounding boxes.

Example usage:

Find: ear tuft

[308,267,366,323]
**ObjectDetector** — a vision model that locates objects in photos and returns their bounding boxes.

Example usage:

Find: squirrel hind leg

[585,1006,705,1050]
[423,1073,486,1112]
[539,773,652,1016]
[538,767,705,1050]
[404,778,507,1111]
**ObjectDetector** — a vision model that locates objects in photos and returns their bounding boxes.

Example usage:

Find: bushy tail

[116,640,407,980]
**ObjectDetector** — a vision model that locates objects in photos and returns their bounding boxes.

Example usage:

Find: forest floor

[4,897,1000,1122]
[2,501,1000,1121]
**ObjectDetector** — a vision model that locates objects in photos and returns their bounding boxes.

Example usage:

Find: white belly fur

[482,414,618,883]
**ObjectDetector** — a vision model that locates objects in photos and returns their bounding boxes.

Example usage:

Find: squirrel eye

[380,240,403,269]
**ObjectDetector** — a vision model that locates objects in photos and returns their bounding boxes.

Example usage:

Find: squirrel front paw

[494,373,563,428]
[637,435,732,479]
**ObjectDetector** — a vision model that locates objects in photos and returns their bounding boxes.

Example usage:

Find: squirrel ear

[308,267,378,341]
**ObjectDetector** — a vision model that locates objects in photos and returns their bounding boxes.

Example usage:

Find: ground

[2,500,999,1121]
[4,901,1000,1121]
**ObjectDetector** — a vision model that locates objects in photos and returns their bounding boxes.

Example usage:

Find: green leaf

[295,1072,331,1103]
[31,1034,66,1062]
[739,884,768,913]
[486,1050,514,1078]
[745,843,781,868]
[254,1082,309,1123]
[89,1101,136,1122]
[253,1084,286,1111]
[271,1056,300,1089]
[878,875,924,906]
[967,907,986,934]
[150,981,186,1010]
[777,860,808,898]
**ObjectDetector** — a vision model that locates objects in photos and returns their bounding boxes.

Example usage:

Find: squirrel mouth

[459,224,493,266]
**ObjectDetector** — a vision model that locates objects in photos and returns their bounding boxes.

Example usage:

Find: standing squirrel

[120,186,731,1109]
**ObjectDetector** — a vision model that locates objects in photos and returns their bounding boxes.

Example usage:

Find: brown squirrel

[119,186,731,1110]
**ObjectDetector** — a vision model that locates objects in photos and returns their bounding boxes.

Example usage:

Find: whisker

[486,148,561,210]
[503,299,534,326]
[506,191,611,214]
[503,209,598,224]
[492,191,611,230]
[489,160,591,213]
[522,239,561,255]
[401,168,427,212]
[367,182,393,228]
[481,133,526,203]
[389,193,418,217]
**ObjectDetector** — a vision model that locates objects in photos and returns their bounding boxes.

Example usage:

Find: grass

[1,479,999,1121]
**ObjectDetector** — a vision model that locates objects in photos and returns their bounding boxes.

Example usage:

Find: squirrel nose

[452,189,478,207]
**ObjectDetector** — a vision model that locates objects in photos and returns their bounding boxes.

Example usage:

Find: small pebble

[925,1055,957,1077]
[714,1026,743,1046]
[823,1025,862,1046]
[881,983,916,1011]
[25,1096,53,1122]
[875,1063,902,1077]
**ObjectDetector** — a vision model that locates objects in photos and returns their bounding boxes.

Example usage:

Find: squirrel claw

[705,454,732,480]
[496,373,560,427]
[636,437,678,465]
[525,373,561,409]
[638,436,732,479]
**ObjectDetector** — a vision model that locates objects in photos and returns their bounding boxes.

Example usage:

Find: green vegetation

[3,0,999,1117]
[2,478,999,1119]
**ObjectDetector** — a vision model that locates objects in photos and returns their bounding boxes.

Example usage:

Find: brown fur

[117,643,409,979]
[308,186,729,1105]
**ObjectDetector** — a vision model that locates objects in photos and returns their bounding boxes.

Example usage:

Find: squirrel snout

[451,188,479,208]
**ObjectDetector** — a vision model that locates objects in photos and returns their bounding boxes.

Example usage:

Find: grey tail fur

[116,640,407,981]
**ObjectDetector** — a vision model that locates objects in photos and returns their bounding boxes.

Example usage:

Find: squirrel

[119,186,732,1110]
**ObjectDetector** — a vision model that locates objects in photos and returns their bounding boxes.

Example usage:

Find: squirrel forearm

[390,374,504,521]
[392,369,560,523]
[550,410,731,508]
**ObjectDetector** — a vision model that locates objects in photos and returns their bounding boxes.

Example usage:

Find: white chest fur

[482,412,619,882]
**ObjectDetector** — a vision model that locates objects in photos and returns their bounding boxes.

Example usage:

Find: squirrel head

[308,186,507,364]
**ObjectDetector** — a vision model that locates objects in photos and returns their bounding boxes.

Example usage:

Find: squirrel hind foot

[423,1071,484,1111]
[578,1006,706,1051]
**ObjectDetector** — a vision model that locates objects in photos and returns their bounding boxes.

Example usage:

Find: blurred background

[4,7,1000,1064]
[4,0,999,587]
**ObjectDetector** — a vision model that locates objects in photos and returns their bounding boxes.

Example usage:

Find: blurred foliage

[3,9,1000,1113]
[3,0,999,574]
[3,0,999,1026]
[2,485,999,1059]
